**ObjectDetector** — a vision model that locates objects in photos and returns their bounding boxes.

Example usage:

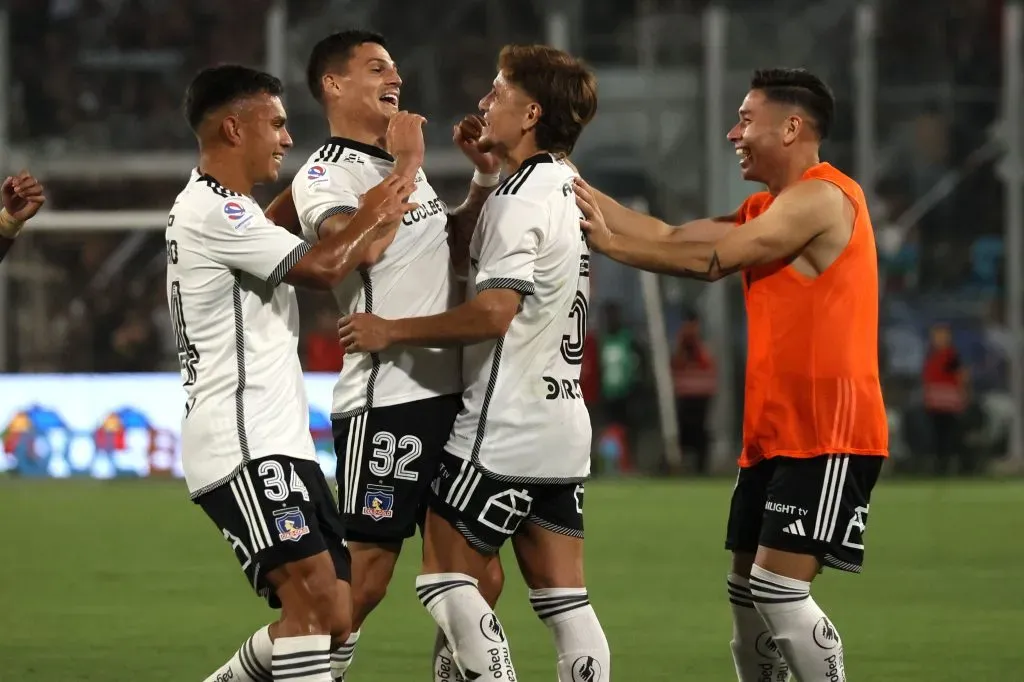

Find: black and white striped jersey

[291,137,461,419]
[166,169,317,498]
[446,153,593,483]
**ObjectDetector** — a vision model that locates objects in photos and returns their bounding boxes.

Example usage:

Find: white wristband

[472,169,501,188]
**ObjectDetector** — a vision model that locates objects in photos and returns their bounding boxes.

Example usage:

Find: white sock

[272,634,333,681]
[330,630,360,681]
[727,574,791,681]
[750,565,846,682]
[415,573,518,681]
[432,627,466,682]
[203,624,274,682]
[529,588,610,682]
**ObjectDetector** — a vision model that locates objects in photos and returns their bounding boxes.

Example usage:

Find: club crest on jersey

[222,200,253,231]
[273,507,310,542]
[362,485,394,521]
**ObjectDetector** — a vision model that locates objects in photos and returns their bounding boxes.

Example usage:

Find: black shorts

[332,394,461,543]
[725,454,884,573]
[428,450,585,555]
[195,455,352,608]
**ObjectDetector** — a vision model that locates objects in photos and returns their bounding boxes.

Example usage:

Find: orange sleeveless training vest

[736,162,889,468]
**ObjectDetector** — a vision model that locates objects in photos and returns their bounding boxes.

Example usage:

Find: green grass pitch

[1,477,1021,680]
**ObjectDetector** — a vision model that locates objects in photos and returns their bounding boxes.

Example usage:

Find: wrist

[0,209,24,239]
[394,153,424,178]
[472,168,501,188]
[386,317,410,348]
[603,233,622,256]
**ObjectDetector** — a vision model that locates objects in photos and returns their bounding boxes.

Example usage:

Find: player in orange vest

[575,68,887,682]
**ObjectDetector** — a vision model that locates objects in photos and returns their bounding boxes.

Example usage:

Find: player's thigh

[332,395,458,544]
[195,455,338,608]
[302,458,353,585]
[757,454,885,578]
[272,459,353,634]
[725,459,776,561]
[512,482,586,589]
[423,451,531,575]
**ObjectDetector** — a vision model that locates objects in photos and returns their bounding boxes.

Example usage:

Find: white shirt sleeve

[202,196,311,287]
[474,194,544,295]
[292,161,365,244]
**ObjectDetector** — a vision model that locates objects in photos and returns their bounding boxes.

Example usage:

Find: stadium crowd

[1,0,1015,470]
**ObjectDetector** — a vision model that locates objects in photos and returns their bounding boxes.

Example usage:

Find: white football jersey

[166,169,317,498]
[446,154,592,482]
[292,137,461,418]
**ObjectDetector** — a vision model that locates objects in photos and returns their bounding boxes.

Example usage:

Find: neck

[502,136,545,174]
[327,111,386,149]
[765,147,821,196]
[198,150,254,196]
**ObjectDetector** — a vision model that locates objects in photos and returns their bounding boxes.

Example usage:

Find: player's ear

[523,101,542,134]
[782,114,801,145]
[321,74,341,100]
[221,114,244,146]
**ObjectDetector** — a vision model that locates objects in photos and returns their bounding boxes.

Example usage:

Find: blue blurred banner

[0,373,340,480]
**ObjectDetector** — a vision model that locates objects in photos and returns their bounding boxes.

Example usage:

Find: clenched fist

[386,111,427,174]
[2,171,45,223]
[454,114,500,175]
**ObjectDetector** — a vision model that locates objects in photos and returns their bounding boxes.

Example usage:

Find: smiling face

[476,70,540,156]
[234,93,291,184]
[320,41,402,134]
[726,89,806,185]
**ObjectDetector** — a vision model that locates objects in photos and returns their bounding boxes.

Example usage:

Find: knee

[478,555,505,607]
[279,563,351,639]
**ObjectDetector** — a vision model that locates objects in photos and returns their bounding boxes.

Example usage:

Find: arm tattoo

[680,249,740,281]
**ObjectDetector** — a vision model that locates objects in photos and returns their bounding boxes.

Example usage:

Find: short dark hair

[306,30,387,103]
[750,68,835,139]
[498,44,598,155]
[184,65,283,131]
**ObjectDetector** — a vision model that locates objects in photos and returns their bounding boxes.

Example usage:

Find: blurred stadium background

[1,1,1022,680]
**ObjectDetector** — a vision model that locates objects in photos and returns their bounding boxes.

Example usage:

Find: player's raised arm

[579,179,738,243]
[284,174,418,288]
[202,174,416,291]
[0,171,46,263]
[447,114,502,275]
[577,176,839,281]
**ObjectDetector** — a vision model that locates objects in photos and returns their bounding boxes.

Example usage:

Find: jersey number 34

[170,280,200,386]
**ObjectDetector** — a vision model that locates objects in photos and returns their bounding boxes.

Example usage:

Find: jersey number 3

[560,290,588,365]
[170,281,200,386]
